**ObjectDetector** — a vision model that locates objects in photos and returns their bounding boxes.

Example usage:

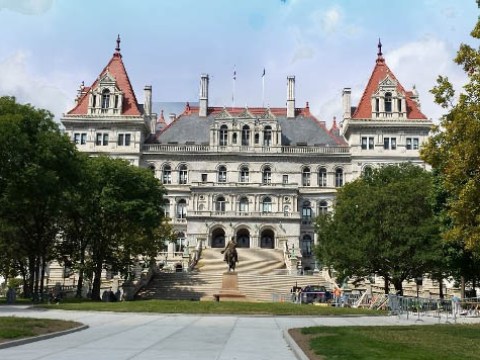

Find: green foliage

[316,163,441,293]
[302,325,480,360]
[421,14,480,254]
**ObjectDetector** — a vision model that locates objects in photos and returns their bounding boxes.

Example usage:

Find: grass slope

[0,317,81,343]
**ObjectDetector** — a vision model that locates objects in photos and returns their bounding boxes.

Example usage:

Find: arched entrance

[260,229,275,249]
[236,228,250,248]
[211,228,226,248]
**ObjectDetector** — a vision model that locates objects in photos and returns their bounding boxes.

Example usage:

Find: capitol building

[61,37,432,273]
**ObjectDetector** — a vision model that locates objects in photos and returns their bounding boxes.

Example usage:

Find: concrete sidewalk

[0,306,478,360]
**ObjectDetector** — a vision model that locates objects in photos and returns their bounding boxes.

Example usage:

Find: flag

[233,70,237,80]
[262,68,265,77]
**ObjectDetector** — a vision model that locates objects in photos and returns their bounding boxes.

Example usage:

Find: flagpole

[232,66,236,108]
[262,68,265,108]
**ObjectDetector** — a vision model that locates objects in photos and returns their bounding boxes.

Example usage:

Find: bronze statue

[221,237,238,272]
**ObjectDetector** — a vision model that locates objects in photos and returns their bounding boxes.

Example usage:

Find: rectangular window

[118,134,124,146]
[80,133,87,145]
[283,175,288,184]
[73,133,80,144]
[96,133,102,146]
[201,174,207,182]
[384,137,397,150]
[117,133,131,146]
[361,136,374,150]
[103,133,109,146]
[406,137,412,150]
[413,138,419,150]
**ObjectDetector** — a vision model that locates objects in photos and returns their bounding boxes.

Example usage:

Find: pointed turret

[67,35,141,116]
[351,40,426,120]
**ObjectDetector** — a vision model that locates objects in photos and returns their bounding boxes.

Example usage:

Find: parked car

[301,285,332,304]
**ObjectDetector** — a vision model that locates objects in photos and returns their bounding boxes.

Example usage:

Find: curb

[283,329,310,360]
[0,324,89,349]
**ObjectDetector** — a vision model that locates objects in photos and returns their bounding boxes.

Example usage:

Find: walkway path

[1,305,479,360]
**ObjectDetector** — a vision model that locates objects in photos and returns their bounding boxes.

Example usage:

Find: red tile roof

[352,50,427,120]
[67,45,141,116]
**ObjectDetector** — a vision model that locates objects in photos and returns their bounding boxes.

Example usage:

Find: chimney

[342,88,351,119]
[286,76,295,119]
[199,74,209,117]
[144,85,152,116]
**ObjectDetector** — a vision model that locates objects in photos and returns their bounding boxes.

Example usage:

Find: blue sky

[0,0,477,125]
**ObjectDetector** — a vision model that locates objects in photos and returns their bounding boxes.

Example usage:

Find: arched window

[215,196,226,213]
[163,199,170,218]
[219,125,228,146]
[302,201,312,219]
[385,92,392,113]
[319,200,328,214]
[239,197,249,213]
[176,199,187,219]
[302,167,311,186]
[301,235,313,256]
[263,126,272,146]
[218,165,227,183]
[363,165,373,178]
[318,167,327,187]
[262,197,272,213]
[179,164,188,184]
[101,89,110,109]
[335,168,343,187]
[162,165,172,184]
[262,166,271,185]
[240,166,249,183]
[242,125,250,146]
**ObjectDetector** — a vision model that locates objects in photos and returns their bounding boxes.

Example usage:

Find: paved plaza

[1,305,479,360]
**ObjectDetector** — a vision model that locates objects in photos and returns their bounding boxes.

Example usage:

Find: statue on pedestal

[221,237,238,272]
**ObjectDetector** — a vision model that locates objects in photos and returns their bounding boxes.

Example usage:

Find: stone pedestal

[213,272,247,301]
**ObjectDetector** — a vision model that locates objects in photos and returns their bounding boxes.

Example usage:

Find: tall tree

[315,163,442,294]
[62,156,167,300]
[0,96,80,299]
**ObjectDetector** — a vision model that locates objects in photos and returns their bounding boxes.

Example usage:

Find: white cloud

[0,51,77,120]
[310,7,341,35]
[386,37,467,122]
[0,0,54,15]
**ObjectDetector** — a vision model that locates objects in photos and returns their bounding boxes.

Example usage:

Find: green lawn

[0,317,81,342]
[301,324,480,360]
[40,299,384,316]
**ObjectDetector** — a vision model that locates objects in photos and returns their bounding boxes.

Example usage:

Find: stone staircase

[136,248,330,302]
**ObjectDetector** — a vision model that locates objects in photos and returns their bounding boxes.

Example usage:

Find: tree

[421,11,480,253]
[315,163,442,294]
[0,96,80,299]
[60,156,167,300]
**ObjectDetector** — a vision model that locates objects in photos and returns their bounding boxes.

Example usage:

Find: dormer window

[384,92,392,113]
[219,125,228,146]
[101,89,110,111]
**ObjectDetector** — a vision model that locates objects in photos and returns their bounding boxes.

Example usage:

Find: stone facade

[61,38,432,272]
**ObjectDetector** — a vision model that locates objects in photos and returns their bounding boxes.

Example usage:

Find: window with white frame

[282,175,288,184]
[384,92,392,112]
[242,125,250,146]
[302,167,311,186]
[179,165,188,184]
[302,201,312,219]
[218,165,227,183]
[262,166,271,184]
[96,132,109,146]
[335,168,344,187]
[162,165,172,184]
[239,197,249,213]
[176,199,187,219]
[80,133,87,145]
[117,133,131,146]
[101,89,110,111]
[318,167,327,187]
[219,125,228,146]
[384,137,397,150]
[361,136,375,150]
[262,197,272,213]
[406,137,419,150]
[215,196,226,213]
[263,126,272,146]
[240,166,249,183]
[319,200,328,214]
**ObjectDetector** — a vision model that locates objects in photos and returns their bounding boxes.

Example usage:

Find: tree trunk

[40,257,46,301]
[27,256,35,299]
[438,277,444,299]
[392,278,403,296]
[384,277,390,294]
[91,260,103,301]
[461,276,465,299]
[76,254,85,298]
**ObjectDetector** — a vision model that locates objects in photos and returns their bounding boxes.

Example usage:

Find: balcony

[189,210,301,220]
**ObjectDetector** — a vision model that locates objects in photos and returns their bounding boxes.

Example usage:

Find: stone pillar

[287,76,295,119]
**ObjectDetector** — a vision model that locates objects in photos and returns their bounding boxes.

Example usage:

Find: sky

[0,0,478,126]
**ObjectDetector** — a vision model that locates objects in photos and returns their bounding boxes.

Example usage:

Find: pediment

[378,75,397,88]
[238,107,254,119]
[214,107,233,119]
[98,71,116,85]
[260,108,276,120]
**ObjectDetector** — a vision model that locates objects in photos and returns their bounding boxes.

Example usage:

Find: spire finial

[377,38,383,57]
[115,34,121,53]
